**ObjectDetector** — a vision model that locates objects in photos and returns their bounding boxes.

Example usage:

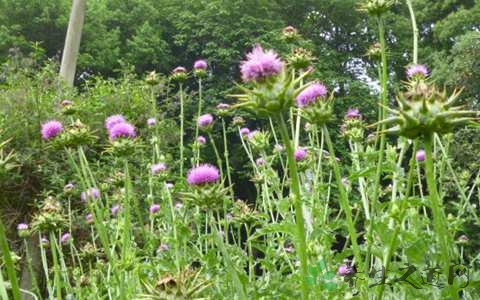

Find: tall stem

[322,125,362,269]
[406,0,419,64]
[276,113,309,300]
[195,78,203,165]
[222,119,233,191]
[179,84,185,177]
[367,16,389,270]
[424,134,458,299]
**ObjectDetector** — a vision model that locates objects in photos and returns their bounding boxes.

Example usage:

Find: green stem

[424,134,458,299]
[195,78,203,165]
[406,0,419,64]
[221,119,233,190]
[322,125,362,268]
[276,113,309,300]
[366,15,389,272]
[179,83,185,177]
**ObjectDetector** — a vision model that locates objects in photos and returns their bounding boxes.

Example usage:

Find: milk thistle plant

[2,3,480,300]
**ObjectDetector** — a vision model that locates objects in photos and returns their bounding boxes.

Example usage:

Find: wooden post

[59,0,86,86]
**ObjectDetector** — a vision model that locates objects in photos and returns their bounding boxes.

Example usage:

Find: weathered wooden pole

[59,0,86,86]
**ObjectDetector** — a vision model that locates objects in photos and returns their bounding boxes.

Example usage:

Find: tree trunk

[59,0,87,86]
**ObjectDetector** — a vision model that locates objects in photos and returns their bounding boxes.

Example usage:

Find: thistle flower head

[197,135,206,145]
[111,204,121,216]
[240,44,284,82]
[41,120,64,140]
[17,223,28,230]
[294,147,308,161]
[256,157,266,166]
[81,188,100,202]
[346,108,362,119]
[338,264,355,276]
[147,118,157,126]
[151,163,167,175]
[379,74,477,138]
[240,127,250,136]
[86,213,94,224]
[149,204,161,214]
[194,59,208,70]
[296,83,328,107]
[416,149,426,162]
[187,164,221,186]
[61,233,72,244]
[282,26,299,41]
[406,64,429,79]
[108,122,136,140]
[105,115,126,130]
[171,66,188,82]
[197,114,214,128]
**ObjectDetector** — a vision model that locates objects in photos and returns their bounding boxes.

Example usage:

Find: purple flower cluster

[296,83,328,107]
[240,45,284,82]
[17,223,29,230]
[187,164,221,186]
[172,66,187,74]
[406,64,429,79]
[61,233,72,244]
[41,120,64,140]
[338,264,355,276]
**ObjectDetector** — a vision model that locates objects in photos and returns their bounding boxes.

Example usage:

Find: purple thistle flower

[294,147,308,161]
[175,202,183,209]
[240,127,250,136]
[346,108,362,119]
[274,144,284,152]
[338,264,355,276]
[149,204,161,214]
[166,182,175,189]
[105,115,126,130]
[86,213,94,224]
[41,120,64,140]
[197,136,207,145]
[17,223,29,230]
[81,187,101,202]
[416,149,426,162]
[151,163,167,175]
[111,204,121,216]
[194,59,208,70]
[172,66,187,74]
[187,164,221,186]
[109,122,136,140]
[147,118,157,126]
[296,83,328,107]
[197,114,214,128]
[216,103,230,110]
[256,157,266,166]
[60,233,72,244]
[61,100,73,107]
[406,64,429,79]
[240,44,285,82]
